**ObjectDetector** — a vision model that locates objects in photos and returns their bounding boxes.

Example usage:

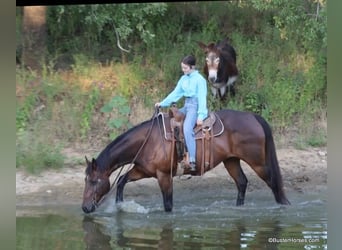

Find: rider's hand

[197,119,203,126]
[155,102,160,107]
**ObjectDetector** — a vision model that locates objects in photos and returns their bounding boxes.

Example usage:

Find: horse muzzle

[208,76,217,84]
[82,203,96,213]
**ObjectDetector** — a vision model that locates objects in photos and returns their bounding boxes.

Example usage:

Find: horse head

[198,41,221,84]
[198,39,238,99]
[82,156,111,213]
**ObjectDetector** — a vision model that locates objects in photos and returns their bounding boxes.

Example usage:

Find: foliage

[114,63,145,98]
[16,93,37,133]
[100,95,131,139]
[250,0,327,51]
[264,74,300,131]
[16,68,38,132]
[16,2,327,173]
[46,3,167,62]
[80,86,100,139]
[16,130,64,174]
[16,7,23,62]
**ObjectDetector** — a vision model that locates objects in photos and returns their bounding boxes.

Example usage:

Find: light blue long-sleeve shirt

[160,70,208,120]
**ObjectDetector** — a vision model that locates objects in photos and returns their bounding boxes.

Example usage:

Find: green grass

[16,131,64,174]
[16,28,327,173]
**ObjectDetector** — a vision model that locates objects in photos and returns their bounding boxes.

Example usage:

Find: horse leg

[228,84,236,97]
[249,163,290,205]
[227,76,237,97]
[156,170,173,212]
[223,158,248,206]
[211,86,219,98]
[116,166,148,203]
[252,114,290,205]
[219,85,227,100]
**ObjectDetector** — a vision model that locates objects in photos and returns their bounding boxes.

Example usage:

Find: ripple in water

[98,194,151,214]
[116,200,149,214]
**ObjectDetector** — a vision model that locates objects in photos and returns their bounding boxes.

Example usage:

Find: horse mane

[94,118,153,172]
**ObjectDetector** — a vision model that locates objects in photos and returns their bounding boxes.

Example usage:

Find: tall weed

[101,95,132,139]
[80,86,100,139]
[16,129,64,174]
[16,2,327,174]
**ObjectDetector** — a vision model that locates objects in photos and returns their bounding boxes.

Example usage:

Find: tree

[250,0,327,52]
[48,4,167,63]
[21,6,47,72]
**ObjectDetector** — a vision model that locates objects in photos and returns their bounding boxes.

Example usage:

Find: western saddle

[164,105,224,175]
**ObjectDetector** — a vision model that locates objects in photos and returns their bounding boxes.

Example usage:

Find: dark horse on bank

[82,109,290,213]
[198,38,238,100]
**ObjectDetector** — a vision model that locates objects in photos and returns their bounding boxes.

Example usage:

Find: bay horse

[82,109,290,213]
[198,39,238,100]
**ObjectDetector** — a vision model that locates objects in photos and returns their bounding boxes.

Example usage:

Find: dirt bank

[16,147,327,207]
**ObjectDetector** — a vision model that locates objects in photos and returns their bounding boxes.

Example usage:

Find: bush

[16,131,64,174]
[16,2,327,174]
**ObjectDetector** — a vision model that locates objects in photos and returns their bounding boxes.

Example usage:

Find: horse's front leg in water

[156,171,173,212]
[116,174,128,203]
[115,166,148,203]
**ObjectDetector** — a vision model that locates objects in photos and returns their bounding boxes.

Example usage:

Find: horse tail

[253,114,290,205]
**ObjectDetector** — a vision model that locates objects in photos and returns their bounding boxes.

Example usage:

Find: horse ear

[85,156,90,165]
[198,41,210,54]
[198,41,206,50]
[208,42,216,50]
[91,158,97,171]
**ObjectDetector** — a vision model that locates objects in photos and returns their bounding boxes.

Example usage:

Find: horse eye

[89,179,101,185]
[90,180,98,185]
[85,176,97,185]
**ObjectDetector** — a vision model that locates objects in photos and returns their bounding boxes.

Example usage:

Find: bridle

[85,176,107,209]
[86,108,162,208]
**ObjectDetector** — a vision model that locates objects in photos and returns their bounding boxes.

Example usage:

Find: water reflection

[17,191,327,250]
[83,216,112,250]
[116,222,174,250]
[83,215,175,249]
[81,215,293,249]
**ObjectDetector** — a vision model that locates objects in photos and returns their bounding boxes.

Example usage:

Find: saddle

[167,106,224,175]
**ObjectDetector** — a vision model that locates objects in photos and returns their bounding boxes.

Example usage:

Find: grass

[16,131,64,174]
[16,60,157,173]
[16,45,327,173]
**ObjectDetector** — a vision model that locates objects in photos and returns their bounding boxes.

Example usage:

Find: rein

[107,108,160,194]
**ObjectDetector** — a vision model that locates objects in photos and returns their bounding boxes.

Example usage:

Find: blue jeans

[179,97,198,163]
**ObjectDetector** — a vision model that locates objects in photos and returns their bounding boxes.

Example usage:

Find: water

[16,189,327,249]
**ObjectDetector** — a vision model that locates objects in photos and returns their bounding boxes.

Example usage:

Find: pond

[16,187,327,249]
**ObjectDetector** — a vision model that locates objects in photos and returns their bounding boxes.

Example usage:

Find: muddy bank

[16,147,327,208]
